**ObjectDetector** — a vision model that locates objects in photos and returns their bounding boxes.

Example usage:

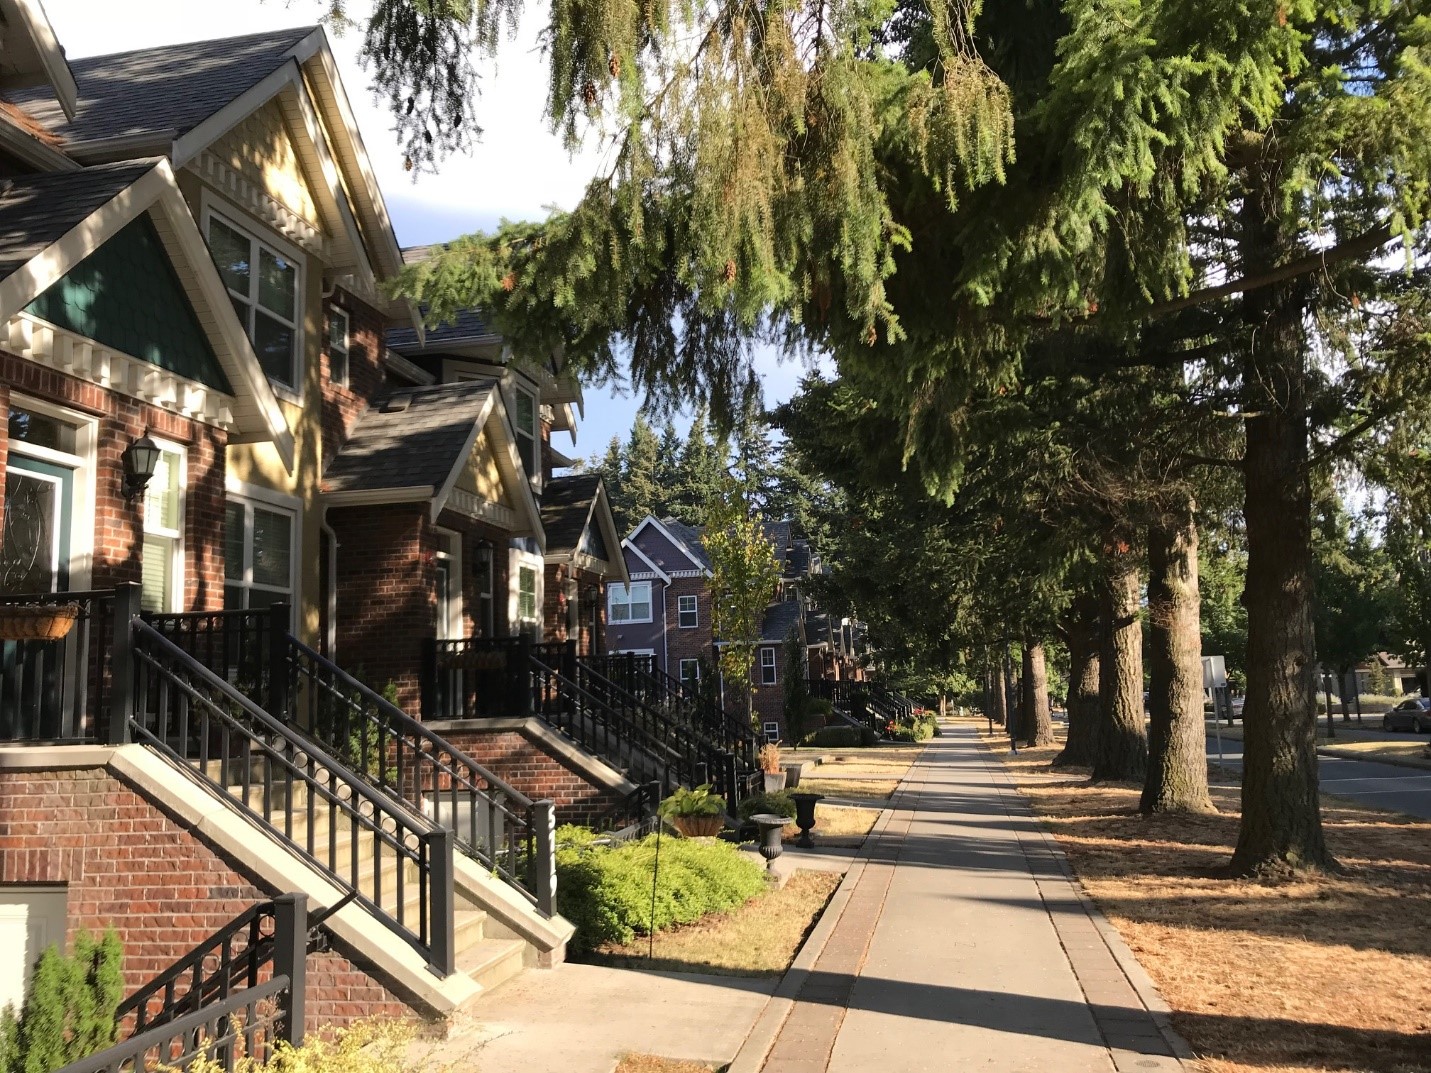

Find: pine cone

[609,54,621,78]
[582,81,598,106]
[501,272,517,293]
[723,259,737,283]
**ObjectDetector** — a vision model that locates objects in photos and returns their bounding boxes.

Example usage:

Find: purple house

[605,516,715,687]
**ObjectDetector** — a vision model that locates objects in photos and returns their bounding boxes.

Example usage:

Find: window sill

[269,380,304,407]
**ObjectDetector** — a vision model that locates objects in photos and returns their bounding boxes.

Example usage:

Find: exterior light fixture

[122,431,161,502]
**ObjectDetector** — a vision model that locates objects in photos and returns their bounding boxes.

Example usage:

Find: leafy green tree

[703,476,780,725]
[1314,503,1396,718]
[670,406,725,524]
[1,929,123,1073]
[1384,501,1431,699]
[782,627,811,745]
[619,417,664,528]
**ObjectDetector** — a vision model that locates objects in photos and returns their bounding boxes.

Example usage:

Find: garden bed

[588,870,842,978]
[782,803,880,845]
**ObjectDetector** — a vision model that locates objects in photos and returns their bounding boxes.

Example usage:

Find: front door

[0,457,74,594]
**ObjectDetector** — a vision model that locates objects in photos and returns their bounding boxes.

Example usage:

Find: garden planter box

[763,771,788,793]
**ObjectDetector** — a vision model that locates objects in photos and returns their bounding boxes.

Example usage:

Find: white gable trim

[429,391,495,524]
[0,159,293,469]
[622,539,670,585]
[627,515,710,574]
[5,0,77,119]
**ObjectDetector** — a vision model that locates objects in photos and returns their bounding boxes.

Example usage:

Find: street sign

[1202,655,1227,691]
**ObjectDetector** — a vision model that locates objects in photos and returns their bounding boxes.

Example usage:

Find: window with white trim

[514,386,537,477]
[677,594,698,629]
[608,581,652,623]
[207,214,301,391]
[224,498,295,618]
[327,306,350,388]
[760,646,777,685]
[141,443,185,613]
[517,565,539,636]
[678,658,701,685]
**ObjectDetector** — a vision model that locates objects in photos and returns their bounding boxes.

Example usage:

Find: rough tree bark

[1054,594,1100,768]
[1092,545,1148,782]
[1004,648,1020,738]
[1230,165,1333,875]
[1021,641,1054,746]
[990,651,1008,726]
[1142,501,1215,813]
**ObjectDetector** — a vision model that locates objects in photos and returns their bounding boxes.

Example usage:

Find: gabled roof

[625,516,712,574]
[0,0,78,120]
[620,539,671,584]
[541,474,629,583]
[323,379,544,538]
[760,600,805,644]
[7,28,313,147]
[0,158,293,468]
[386,308,499,353]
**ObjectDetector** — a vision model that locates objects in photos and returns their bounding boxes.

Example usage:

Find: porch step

[456,936,527,994]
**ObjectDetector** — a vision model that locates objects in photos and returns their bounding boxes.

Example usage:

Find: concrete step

[456,937,527,994]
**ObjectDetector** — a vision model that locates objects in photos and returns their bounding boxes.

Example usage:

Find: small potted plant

[759,742,787,792]
[657,784,727,837]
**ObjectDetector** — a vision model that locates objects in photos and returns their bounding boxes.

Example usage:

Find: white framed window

[224,497,296,620]
[513,386,537,478]
[677,594,698,629]
[206,212,302,393]
[326,306,350,389]
[760,646,777,685]
[678,658,701,685]
[517,565,539,627]
[140,441,185,613]
[608,581,652,624]
[2,398,97,595]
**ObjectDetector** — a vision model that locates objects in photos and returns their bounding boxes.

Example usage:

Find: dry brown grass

[614,1055,721,1073]
[796,777,901,803]
[781,803,880,845]
[981,732,1431,1073]
[590,870,842,978]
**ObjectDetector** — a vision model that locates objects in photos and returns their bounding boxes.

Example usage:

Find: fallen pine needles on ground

[980,731,1431,1073]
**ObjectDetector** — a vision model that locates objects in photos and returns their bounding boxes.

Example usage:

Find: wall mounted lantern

[122,431,161,502]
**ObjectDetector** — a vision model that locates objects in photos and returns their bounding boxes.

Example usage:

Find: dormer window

[514,386,537,477]
[207,213,301,393]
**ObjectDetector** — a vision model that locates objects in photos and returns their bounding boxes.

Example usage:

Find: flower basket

[671,815,725,838]
[0,603,80,642]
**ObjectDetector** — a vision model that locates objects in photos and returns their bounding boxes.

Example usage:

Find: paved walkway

[740,724,1188,1073]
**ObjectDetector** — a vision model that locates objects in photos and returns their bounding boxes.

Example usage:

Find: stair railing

[129,622,454,976]
[282,636,556,916]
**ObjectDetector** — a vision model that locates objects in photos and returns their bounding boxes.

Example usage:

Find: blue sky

[45,0,820,458]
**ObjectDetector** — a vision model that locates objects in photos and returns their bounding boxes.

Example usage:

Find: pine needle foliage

[0,929,124,1073]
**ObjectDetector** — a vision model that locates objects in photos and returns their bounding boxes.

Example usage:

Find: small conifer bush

[0,928,124,1073]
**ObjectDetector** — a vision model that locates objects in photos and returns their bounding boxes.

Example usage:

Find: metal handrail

[284,637,555,914]
[130,623,454,975]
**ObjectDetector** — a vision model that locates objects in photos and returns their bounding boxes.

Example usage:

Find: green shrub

[801,726,862,748]
[555,826,767,953]
[807,699,834,719]
[657,784,725,818]
[737,790,795,821]
[0,929,124,1073]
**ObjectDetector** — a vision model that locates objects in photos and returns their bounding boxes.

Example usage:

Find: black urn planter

[790,792,824,848]
[751,813,789,870]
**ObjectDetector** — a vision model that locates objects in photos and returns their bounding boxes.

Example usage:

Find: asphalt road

[1206,735,1431,820]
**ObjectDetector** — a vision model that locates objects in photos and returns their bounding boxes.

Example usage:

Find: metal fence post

[105,583,141,746]
[420,636,437,719]
[533,799,557,917]
[273,893,308,1047]
[512,636,534,718]
[267,603,291,722]
[429,828,456,976]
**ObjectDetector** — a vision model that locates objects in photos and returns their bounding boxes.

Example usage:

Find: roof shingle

[541,474,602,555]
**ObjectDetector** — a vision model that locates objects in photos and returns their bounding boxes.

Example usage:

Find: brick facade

[662,577,714,677]
[0,352,227,609]
[542,562,606,656]
[432,726,625,826]
[319,290,390,466]
[0,765,410,1032]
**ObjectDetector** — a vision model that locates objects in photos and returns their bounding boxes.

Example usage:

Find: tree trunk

[1054,594,1100,768]
[1230,167,1333,875]
[1092,546,1148,782]
[1004,648,1020,737]
[1142,502,1215,813]
[990,651,1008,726]
[1021,642,1054,746]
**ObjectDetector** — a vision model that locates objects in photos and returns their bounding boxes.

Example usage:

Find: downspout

[661,579,669,674]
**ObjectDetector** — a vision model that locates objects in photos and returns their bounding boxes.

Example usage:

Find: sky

[41,0,820,457]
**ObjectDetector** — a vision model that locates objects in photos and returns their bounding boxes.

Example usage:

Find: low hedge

[889,712,938,743]
[737,790,795,821]
[555,826,767,954]
[801,725,877,748]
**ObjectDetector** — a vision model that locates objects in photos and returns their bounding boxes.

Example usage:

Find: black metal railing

[117,894,318,1039]
[0,587,132,744]
[591,780,663,838]
[143,606,285,717]
[129,622,454,976]
[283,635,556,915]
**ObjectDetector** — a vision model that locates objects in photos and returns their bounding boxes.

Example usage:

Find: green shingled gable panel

[24,214,232,392]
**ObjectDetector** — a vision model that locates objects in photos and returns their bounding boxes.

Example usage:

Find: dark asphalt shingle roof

[541,474,601,555]
[386,308,498,353]
[323,380,497,495]
[0,161,157,283]
[761,600,805,643]
[8,29,315,146]
[805,611,832,646]
[659,517,713,571]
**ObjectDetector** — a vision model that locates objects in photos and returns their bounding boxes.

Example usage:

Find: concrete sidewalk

[736,724,1190,1073]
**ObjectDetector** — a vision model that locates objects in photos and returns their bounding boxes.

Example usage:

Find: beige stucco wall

[454,428,513,507]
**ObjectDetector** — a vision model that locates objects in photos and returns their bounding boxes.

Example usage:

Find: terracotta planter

[0,604,79,642]
[763,771,788,793]
[671,814,725,838]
